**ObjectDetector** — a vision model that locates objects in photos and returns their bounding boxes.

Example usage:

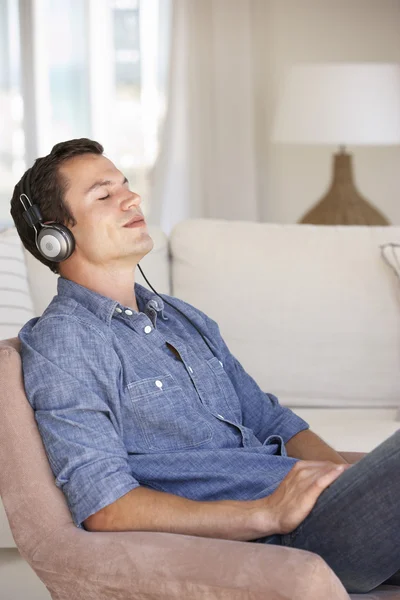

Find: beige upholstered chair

[1,338,399,600]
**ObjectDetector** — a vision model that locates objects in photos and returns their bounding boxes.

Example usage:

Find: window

[0,0,24,224]
[0,0,171,223]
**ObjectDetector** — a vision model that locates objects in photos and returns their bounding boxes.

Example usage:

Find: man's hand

[254,460,352,536]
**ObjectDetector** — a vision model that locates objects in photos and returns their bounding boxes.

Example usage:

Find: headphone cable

[137,263,214,355]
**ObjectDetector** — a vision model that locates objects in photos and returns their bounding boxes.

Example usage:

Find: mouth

[123,216,146,228]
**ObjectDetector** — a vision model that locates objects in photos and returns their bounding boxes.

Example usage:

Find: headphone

[19,167,75,262]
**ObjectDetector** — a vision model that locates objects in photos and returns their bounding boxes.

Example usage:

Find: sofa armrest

[29,525,350,600]
[339,451,367,464]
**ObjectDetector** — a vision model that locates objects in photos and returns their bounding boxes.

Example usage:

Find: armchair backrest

[0,224,170,553]
[0,338,74,560]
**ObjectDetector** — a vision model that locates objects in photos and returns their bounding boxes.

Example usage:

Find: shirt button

[115,307,123,313]
[125,309,133,316]
[155,380,163,388]
[219,360,223,367]
[217,414,225,420]
[144,325,152,334]
[188,366,193,374]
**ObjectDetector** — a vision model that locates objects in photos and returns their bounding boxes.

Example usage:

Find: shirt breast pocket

[126,374,213,452]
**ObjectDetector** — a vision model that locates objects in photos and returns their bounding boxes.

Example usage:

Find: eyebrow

[84,176,128,195]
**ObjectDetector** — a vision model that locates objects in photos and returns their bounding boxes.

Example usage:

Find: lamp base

[298,150,390,225]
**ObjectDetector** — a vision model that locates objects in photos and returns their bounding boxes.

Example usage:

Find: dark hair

[10,138,104,274]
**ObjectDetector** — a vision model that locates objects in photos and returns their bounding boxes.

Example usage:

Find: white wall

[253,0,400,225]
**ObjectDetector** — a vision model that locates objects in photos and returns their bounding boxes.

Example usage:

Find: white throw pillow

[380,242,400,421]
[0,228,35,340]
[380,242,400,298]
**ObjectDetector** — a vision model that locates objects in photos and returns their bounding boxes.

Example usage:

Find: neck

[60,261,139,311]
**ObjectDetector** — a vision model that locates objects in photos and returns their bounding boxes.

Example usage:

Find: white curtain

[149,0,268,234]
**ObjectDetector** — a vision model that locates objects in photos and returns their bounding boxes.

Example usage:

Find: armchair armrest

[29,525,350,600]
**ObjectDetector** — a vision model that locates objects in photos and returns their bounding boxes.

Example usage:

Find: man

[11,139,399,594]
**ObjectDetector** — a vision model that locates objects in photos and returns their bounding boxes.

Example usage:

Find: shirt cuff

[272,405,310,445]
[64,470,140,529]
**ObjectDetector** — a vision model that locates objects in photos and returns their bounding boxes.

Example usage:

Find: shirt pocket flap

[127,374,179,400]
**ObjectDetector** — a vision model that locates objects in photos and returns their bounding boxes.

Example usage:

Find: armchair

[1,338,399,600]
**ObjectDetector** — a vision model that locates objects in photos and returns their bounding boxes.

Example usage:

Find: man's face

[60,153,154,268]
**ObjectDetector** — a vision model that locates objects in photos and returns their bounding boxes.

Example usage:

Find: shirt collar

[57,276,165,326]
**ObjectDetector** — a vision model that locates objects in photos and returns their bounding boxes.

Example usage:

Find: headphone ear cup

[37,224,75,262]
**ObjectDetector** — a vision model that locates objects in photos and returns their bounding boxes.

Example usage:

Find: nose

[121,191,141,211]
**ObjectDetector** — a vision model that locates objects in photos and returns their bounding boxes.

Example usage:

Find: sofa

[0,218,399,599]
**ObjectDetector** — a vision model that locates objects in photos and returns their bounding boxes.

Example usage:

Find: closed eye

[97,177,127,200]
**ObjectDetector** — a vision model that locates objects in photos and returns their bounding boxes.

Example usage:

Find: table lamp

[271,63,400,225]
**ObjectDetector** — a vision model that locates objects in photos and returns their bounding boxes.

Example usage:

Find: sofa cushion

[170,220,400,410]
[0,228,35,339]
[292,408,399,453]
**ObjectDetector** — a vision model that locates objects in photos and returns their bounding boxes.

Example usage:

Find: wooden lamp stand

[299,147,390,225]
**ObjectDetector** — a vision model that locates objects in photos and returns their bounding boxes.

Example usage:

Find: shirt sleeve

[19,315,140,529]
[200,312,310,445]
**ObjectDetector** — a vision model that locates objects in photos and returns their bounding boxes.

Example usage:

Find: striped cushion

[0,228,35,339]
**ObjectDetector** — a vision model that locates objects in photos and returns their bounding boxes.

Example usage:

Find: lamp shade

[271,63,400,146]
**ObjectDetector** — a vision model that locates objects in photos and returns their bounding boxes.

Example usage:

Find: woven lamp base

[299,150,390,225]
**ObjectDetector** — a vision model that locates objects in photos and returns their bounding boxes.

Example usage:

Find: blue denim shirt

[19,276,309,529]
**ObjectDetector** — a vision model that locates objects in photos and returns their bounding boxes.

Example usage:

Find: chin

[132,232,154,258]
[144,227,154,248]
[141,229,154,249]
